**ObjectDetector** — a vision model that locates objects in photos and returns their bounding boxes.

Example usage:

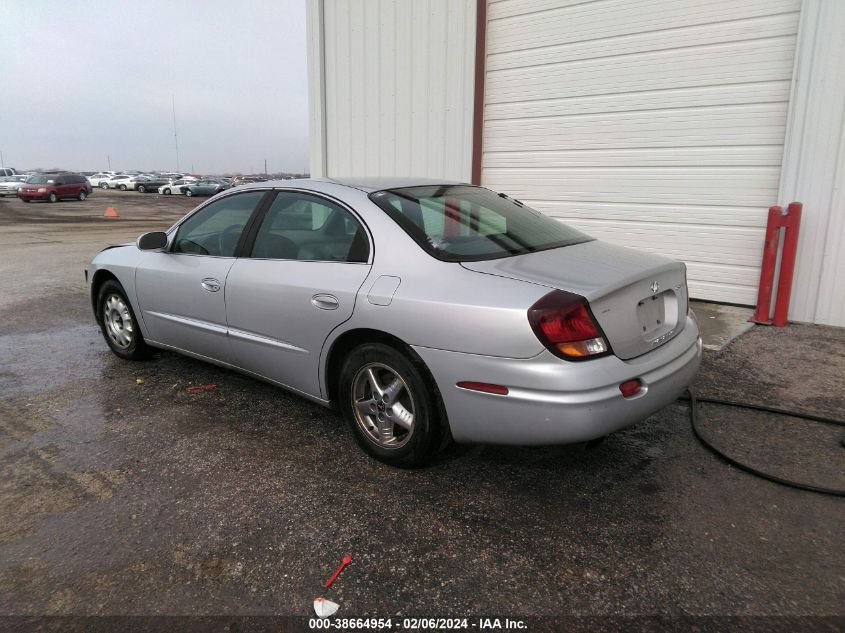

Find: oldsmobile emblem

[650,280,660,294]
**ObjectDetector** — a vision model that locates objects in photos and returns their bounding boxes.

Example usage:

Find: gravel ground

[0,192,842,626]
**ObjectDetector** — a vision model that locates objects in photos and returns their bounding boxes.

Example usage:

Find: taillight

[528,290,611,360]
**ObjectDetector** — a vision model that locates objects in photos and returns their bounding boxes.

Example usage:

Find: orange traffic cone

[104,207,119,218]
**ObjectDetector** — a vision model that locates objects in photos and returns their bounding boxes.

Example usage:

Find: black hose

[682,389,845,498]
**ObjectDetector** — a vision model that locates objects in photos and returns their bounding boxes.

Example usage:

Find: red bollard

[751,202,802,326]
[751,206,782,325]
[772,202,802,327]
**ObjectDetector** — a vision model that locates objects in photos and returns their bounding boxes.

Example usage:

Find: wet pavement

[0,192,843,619]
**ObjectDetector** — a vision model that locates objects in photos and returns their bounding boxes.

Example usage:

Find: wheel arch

[323,328,442,409]
[323,327,454,452]
[90,269,120,323]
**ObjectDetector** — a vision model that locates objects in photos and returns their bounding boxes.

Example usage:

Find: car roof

[235,176,468,194]
[326,176,467,192]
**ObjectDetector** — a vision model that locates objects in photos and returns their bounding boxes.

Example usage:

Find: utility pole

[0,149,4,168]
[172,95,180,173]
[264,159,268,176]
[107,155,111,170]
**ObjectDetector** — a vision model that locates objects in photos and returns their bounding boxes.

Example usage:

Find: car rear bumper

[412,315,702,445]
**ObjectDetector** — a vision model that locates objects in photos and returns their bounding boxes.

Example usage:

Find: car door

[134,189,270,364]
[225,190,372,397]
[52,176,67,198]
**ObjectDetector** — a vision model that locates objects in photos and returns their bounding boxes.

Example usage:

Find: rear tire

[22,198,30,203]
[163,188,171,195]
[101,182,109,189]
[119,184,127,191]
[96,279,154,360]
[78,190,87,201]
[339,342,447,467]
[185,189,193,197]
[137,184,146,193]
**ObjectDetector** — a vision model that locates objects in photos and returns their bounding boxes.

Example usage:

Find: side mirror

[137,231,168,251]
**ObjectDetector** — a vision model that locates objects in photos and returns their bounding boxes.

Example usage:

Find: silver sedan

[87,178,701,466]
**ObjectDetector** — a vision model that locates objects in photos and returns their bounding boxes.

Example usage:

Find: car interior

[250,195,369,263]
[173,192,369,263]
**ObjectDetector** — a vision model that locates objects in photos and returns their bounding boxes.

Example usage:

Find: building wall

[307,0,845,326]
[307,0,476,181]
[480,0,802,306]
[777,0,845,325]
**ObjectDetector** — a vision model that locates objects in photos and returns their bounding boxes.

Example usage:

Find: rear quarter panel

[314,184,553,399]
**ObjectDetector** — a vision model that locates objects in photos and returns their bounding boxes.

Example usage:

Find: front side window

[369,185,592,262]
[250,192,369,262]
[172,191,266,257]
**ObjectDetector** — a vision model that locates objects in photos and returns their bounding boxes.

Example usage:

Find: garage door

[481,0,801,304]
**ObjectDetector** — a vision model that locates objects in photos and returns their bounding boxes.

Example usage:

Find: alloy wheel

[351,362,416,449]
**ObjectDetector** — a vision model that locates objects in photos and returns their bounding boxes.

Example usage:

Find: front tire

[119,184,128,191]
[101,182,109,189]
[163,188,171,195]
[137,184,146,193]
[96,279,154,360]
[339,342,446,467]
[185,189,193,197]
[47,192,58,203]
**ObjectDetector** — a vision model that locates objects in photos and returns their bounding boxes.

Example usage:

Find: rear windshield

[369,185,592,262]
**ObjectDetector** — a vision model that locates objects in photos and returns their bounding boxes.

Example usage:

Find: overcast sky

[0,0,309,174]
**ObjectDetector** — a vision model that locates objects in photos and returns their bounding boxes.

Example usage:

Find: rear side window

[172,191,266,257]
[369,185,592,262]
[250,192,369,262]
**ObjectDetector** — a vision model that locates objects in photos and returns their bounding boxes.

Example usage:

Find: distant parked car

[100,175,132,189]
[0,167,20,178]
[184,179,230,197]
[231,176,267,187]
[88,173,116,187]
[120,176,155,191]
[131,176,170,193]
[158,178,196,195]
[0,175,27,197]
[17,172,92,202]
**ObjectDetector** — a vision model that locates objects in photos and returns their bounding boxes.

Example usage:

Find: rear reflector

[456,381,509,396]
[619,379,642,398]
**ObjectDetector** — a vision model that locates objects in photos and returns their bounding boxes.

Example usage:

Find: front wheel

[100,182,109,189]
[47,192,58,203]
[119,184,127,191]
[185,189,193,197]
[163,188,171,195]
[96,279,154,360]
[339,342,447,467]
[137,184,146,193]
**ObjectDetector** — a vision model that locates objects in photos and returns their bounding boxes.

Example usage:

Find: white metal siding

[778,0,845,326]
[315,0,475,180]
[482,0,801,304]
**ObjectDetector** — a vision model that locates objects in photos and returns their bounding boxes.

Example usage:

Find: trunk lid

[461,240,689,360]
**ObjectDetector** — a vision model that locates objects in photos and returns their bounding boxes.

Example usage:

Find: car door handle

[311,294,339,310]
[201,278,221,292]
